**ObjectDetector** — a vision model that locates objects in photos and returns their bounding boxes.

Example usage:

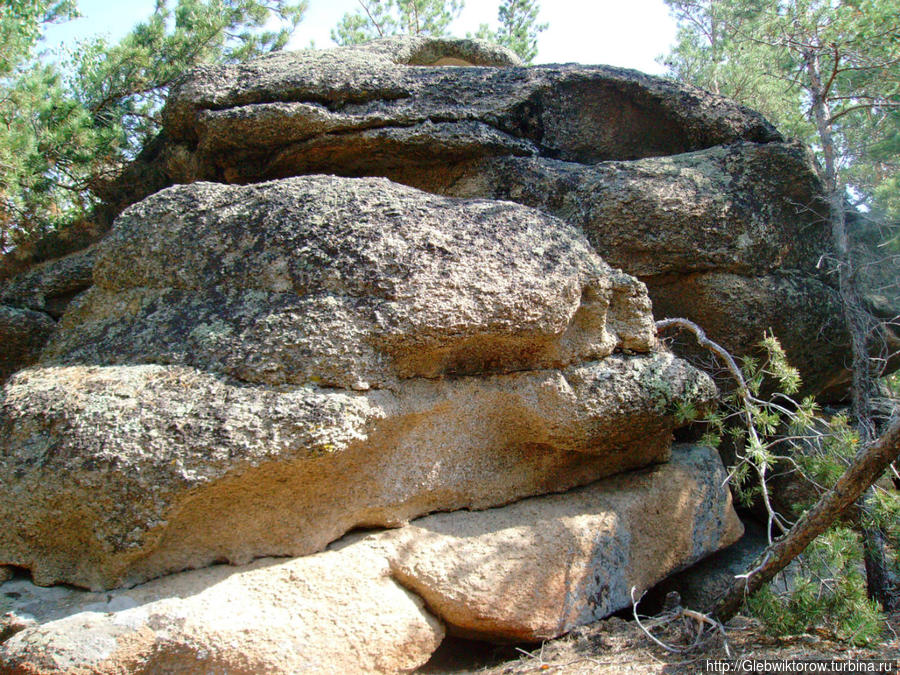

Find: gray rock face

[644,521,769,614]
[0,174,716,591]
[161,38,777,173]
[0,244,97,319]
[646,272,849,397]
[46,175,656,389]
[428,143,857,397]
[101,35,884,399]
[103,37,778,212]
[438,141,829,278]
[0,305,54,384]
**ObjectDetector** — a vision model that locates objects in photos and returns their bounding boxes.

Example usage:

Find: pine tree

[331,0,463,46]
[0,0,307,251]
[662,0,900,615]
[472,0,547,64]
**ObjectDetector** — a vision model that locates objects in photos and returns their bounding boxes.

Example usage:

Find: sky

[42,0,679,75]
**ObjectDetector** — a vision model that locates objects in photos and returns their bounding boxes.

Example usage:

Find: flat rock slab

[103,36,778,210]
[48,175,657,389]
[387,444,743,641]
[0,540,443,674]
[0,445,739,671]
[0,353,714,591]
[163,38,777,165]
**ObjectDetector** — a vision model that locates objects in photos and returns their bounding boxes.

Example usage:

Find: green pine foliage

[0,1,78,77]
[747,529,884,646]
[0,0,306,251]
[471,0,547,64]
[333,0,547,64]
[696,332,897,642]
[331,0,463,46]
[660,0,900,221]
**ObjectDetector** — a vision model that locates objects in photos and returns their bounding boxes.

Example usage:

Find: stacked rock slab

[0,172,724,592]
[0,445,741,673]
[102,34,894,399]
[0,37,760,672]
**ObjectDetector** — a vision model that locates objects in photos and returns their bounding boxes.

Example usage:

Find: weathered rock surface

[427,143,860,397]
[4,37,895,399]
[110,35,888,399]
[102,37,778,211]
[642,521,768,615]
[0,305,54,384]
[437,141,829,278]
[45,175,656,389]
[0,244,98,385]
[0,444,740,672]
[387,444,743,641]
[646,272,849,396]
[0,36,843,673]
[0,352,714,591]
[0,540,444,674]
[0,244,97,320]
[0,173,717,590]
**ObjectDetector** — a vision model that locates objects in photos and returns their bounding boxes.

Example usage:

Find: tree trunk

[862,519,895,610]
[712,416,900,622]
[803,45,892,605]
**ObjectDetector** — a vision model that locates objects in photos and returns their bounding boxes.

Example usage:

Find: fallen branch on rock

[656,317,900,621]
[657,317,792,542]
[711,414,900,621]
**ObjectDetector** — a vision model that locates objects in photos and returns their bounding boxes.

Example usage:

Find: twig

[631,586,687,654]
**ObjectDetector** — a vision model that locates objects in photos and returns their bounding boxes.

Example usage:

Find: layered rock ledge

[0,36,848,673]
[4,37,895,396]
[0,174,715,591]
[0,445,740,672]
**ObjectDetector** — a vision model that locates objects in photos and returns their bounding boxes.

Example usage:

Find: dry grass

[420,613,900,674]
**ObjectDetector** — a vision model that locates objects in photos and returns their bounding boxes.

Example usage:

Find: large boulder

[0,444,739,671]
[0,40,760,671]
[0,175,716,591]
[94,35,891,400]
[387,444,743,641]
[7,38,895,398]
[0,540,444,674]
[157,38,778,184]
[97,37,778,214]
[44,175,657,388]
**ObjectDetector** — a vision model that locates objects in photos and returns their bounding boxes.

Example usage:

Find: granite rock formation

[0,445,740,672]
[0,173,719,591]
[1,35,886,672]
